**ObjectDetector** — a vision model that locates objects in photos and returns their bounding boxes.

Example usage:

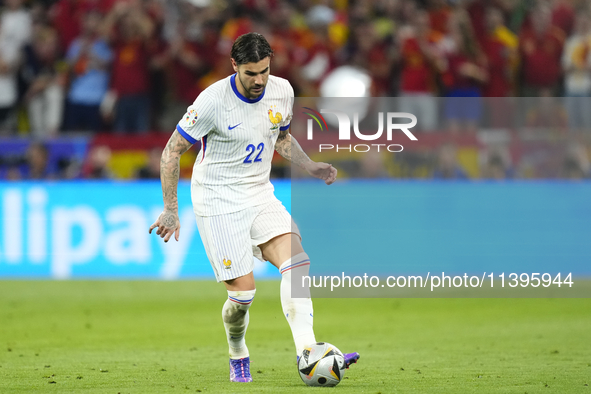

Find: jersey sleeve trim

[279,123,290,131]
[176,124,197,144]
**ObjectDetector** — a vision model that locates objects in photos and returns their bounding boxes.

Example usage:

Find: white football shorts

[195,198,301,282]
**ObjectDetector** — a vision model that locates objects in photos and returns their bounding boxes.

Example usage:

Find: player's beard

[238,74,265,98]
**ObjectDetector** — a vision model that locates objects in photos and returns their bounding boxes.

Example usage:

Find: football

[298,342,346,387]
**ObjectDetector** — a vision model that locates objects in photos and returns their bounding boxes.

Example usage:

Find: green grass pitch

[0,281,590,393]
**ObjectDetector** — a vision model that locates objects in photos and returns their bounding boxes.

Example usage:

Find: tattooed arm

[149,130,194,242]
[274,127,311,167]
[275,128,337,185]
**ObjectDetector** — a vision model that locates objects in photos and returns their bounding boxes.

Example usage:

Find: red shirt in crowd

[443,53,485,92]
[482,36,511,97]
[172,38,218,104]
[51,0,117,52]
[519,27,565,88]
[466,1,487,47]
[429,7,451,35]
[552,2,575,36]
[110,38,150,96]
[221,17,253,42]
[367,43,392,96]
[399,33,443,94]
[172,43,201,104]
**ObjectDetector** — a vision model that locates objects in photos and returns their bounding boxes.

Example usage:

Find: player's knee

[280,252,310,275]
[290,233,305,257]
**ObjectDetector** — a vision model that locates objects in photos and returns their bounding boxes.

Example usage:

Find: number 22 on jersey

[244,143,264,164]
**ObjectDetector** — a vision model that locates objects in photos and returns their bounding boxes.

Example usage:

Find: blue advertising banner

[0,181,290,279]
[292,181,591,278]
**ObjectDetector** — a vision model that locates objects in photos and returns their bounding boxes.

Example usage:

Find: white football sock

[222,289,256,360]
[280,252,316,355]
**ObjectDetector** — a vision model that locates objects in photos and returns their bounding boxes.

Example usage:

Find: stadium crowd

[0,0,590,180]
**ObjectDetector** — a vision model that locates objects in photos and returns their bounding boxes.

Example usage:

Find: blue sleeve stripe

[176,124,197,144]
[279,123,290,131]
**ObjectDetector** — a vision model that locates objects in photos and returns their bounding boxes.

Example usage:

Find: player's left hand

[306,162,337,185]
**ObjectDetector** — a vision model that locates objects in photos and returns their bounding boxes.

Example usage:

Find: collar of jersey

[231,73,265,104]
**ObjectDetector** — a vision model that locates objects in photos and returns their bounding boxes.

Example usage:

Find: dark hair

[231,32,273,65]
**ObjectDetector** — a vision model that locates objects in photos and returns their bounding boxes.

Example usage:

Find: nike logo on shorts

[228,123,242,130]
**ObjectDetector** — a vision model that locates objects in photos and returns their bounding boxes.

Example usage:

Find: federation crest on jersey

[185,109,198,125]
[268,106,282,132]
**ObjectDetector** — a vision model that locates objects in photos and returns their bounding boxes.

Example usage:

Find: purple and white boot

[229,357,252,382]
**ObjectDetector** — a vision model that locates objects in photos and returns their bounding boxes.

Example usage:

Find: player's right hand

[149,211,181,243]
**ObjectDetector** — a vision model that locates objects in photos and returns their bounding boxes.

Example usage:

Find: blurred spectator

[50,0,117,53]
[161,3,219,130]
[482,146,514,180]
[103,0,155,133]
[50,0,85,52]
[6,164,22,180]
[292,6,338,96]
[347,19,394,96]
[551,0,575,36]
[464,0,511,46]
[432,143,468,179]
[21,26,66,138]
[485,154,509,180]
[143,0,168,131]
[562,11,591,132]
[2,0,32,48]
[519,3,565,97]
[427,0,451,35]
[464,0,487,48]
[63,10,113,132]
[24,142,53,179]
[0,38,20,135]
[397,8,445,131]
[0,0,32,134]
[481,6,518,128]
[136,146,161,179]
[29,2,50,28]
[442,10,488,134]
[264,2,297,81]
[83,144,113,179]
[507,0,531,34]
[482,7,518,98]
[562,141,590,179]
[266,33,292,82]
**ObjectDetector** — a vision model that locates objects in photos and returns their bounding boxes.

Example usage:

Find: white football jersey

[176,74,293,216]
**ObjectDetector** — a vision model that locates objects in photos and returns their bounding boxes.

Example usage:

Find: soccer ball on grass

[297,342,346,387]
